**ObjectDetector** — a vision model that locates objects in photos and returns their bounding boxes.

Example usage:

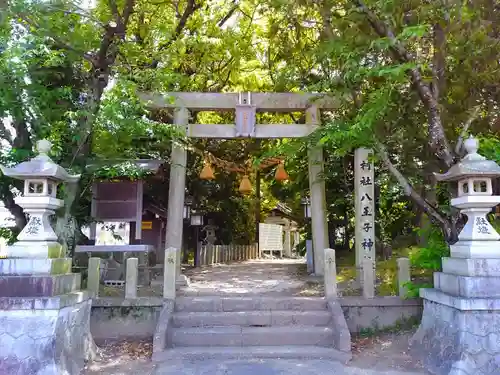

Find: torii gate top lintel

[139,92,337,139]
[139,92,338,112]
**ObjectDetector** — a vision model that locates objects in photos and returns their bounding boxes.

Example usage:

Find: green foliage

[404,226,449,298]
[410,226,449,271]
[92,162,155,180]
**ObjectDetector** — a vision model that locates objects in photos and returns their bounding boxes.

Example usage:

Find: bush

[404,226,449,298]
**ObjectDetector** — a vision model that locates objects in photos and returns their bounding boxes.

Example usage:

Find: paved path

[84,358,425,375]
[178,259,322,296]
[155,359,424,375]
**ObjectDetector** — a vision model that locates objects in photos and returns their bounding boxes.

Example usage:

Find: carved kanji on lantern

[235,92,256,138]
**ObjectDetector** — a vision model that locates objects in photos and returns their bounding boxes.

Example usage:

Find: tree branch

[354,0,455,167]
[375,139,451,233]
[156,0,201,52]
[455,106,481,155]
[218,0,239,27]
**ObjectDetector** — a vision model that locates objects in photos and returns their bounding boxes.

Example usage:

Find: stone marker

[411,137,500,375]
[125,257,138,299]
[354,148,375,295]
[362,258,375,298]
[324,248,337,298]
[397,257,410,298]
[163,247,177,299]
[0,140,95,375]
[88,257,101,296]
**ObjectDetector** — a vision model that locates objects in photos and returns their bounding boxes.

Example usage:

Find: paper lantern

[275,161,289,182]
[199,160,215,180]
[239,175,252,194]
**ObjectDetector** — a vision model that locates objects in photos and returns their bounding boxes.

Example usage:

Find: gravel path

[177,259,322,296]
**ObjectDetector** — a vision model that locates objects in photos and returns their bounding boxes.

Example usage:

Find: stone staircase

[153,296,352,362]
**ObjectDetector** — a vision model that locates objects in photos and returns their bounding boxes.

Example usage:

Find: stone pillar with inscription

[354,148,375,296]
[411,137,500,375]
[0,140,95,375]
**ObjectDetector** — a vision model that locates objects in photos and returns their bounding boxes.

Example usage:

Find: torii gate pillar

[163,107,189,295]
[307,106,328,276]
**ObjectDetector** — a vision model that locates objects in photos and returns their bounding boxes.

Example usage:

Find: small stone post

[125,257,138,299]
[362,258,375,298]
[163,247,177,299]
[324,248,337,298]
[88,257,101,296]
[397,257,410,298]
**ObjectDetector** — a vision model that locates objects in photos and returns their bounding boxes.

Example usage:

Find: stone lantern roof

[0,140,80,183]
[434,136,500,182]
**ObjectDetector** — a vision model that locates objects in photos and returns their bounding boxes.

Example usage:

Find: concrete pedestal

[0,256,96,375]
[411,256,500,375]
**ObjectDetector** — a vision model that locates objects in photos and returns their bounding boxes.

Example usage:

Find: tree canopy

[1,0,500,261]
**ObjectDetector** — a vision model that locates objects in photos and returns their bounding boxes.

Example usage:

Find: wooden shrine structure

[75,160,166,283]
[139,92,338,288]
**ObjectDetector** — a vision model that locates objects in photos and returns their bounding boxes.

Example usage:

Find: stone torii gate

[140,92,337,292]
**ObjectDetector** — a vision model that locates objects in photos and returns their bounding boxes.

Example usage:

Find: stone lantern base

[410,255,500,375]
[0,254,96,375]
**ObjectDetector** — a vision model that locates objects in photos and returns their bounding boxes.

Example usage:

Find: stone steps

[170,326,334,347]
[174,296,328,312]
[172,310,332,328]
[153,345,351,362]
[154,296,351,362]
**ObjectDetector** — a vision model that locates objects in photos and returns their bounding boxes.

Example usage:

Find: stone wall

[90,298,163,342]
[341,296,422,333]
[89,296,423,341]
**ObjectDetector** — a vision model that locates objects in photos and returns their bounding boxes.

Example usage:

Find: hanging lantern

[199,160,215,180]
[275,161,289,182]
[239,175,252,194]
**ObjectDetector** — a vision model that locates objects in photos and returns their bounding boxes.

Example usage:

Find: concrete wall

[90,297,163,343]
[339,296,423,333]
[90,296,423,341]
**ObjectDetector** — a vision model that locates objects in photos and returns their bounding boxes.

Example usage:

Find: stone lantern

[0,140,95,375]
[411,136,500,375]
[0,139,80,258]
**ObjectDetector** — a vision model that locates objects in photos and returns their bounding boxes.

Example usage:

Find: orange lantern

[199,160,215,180]
[239,175,252,194]
[275,161,289,182]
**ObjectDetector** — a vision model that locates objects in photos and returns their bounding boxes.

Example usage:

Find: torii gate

[140,92,338,293]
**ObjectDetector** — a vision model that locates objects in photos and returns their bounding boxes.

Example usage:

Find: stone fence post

[88,257,101,297]
[163,247,177,299]
[125,257,138,299]
[397,257,410,298]
[324,248,337,298]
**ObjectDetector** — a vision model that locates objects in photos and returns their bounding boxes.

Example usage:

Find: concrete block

[434,272,500,298]
[0,273,81,297]
[442,257,500,277]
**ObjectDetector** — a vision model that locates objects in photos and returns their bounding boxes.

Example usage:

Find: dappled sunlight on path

[178,258,323,296]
